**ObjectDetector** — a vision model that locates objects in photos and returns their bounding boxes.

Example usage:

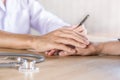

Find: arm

[84,41,120,56]
[0,30,32,49]
[29,0,69,35]
[96,41,120,56]
[59,41,120,56]
[0,27,88,53]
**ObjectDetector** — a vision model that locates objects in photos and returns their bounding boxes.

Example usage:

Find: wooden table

[0,36,120,80]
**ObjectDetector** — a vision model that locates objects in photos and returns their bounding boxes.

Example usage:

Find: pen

[74,14,90,29]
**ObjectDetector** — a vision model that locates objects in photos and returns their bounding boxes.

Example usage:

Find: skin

[50,41,120,56]
[46,25,89,56]
[46,26,120,56]
[0,27,89,53]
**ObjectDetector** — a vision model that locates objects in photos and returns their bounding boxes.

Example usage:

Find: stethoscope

[0,52,45,72]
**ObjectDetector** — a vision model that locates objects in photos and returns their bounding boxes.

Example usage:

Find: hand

[58,41,120,56]
[58,42,99,56]
[30,27,89,53]
[46,25,89,56]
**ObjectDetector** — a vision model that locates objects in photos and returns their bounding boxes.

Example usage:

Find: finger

[73,31,88,40]
[73,25,87,36]
[73,32,89,45]
[47,49,56,56]
[55,37,87,48]
[53,43,76,53]
[58,31,89,45]
[59,51,67,56]
[59,51,74,56]
[57,28,88,40]
[80,25,87,35]
[61,28,88,40]
[74,26,84,32]
[64,25,87,34]
[73,25,88,37]
[53,28,89,45]
[45,51,49,55]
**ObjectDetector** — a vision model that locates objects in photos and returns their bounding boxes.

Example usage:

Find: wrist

[21,34,39,50]
[26,36,34,49]
[92,42,104,54]
[27,35,38,50]
[28,35,44,51]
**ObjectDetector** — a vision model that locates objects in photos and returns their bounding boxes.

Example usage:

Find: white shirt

[0,0,68,35]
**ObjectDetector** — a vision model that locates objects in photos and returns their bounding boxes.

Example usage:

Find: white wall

[37,0,120,36]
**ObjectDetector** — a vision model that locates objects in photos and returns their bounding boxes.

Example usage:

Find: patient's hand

[58,43,99,56]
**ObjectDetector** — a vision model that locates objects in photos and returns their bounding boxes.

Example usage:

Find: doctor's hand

[45,25,89,56]
[31,27,89,53]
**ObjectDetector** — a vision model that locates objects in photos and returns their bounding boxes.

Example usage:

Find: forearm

[0,31,33,50]
[95,41,120,55]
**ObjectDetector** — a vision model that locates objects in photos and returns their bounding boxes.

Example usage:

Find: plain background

[32,0,120,37]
